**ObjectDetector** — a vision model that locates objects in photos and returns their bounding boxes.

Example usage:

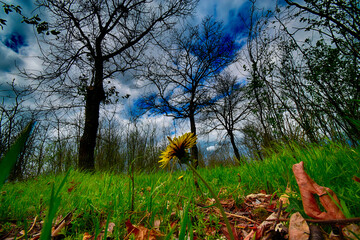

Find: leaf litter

[1,162,360,239]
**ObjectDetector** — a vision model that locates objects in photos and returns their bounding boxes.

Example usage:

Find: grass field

[1,141,359,239]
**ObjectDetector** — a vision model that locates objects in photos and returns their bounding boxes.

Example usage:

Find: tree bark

[189,112,199,168]
[78,58,105,171]
[228,130,241,164]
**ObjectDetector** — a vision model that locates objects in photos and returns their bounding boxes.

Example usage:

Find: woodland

[0,0,358,178]
[0,0,360,238]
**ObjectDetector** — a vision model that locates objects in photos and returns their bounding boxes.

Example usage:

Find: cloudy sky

[0,0,286,151]
[0,0,285,77]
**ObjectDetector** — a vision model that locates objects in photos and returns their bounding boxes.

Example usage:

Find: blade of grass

[340,199,353,218]
[165,226,176,240]
[0,121,35,188]
[178,200,190,240]
[40,170,70,240]
[348,230,360,240]
[103,212,112,240]
[325,189,350,218]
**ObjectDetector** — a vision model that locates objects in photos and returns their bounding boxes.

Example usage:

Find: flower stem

[187,164,235,240]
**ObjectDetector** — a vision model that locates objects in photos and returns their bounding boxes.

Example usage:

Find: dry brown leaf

[293,161,346,220]
[243,230,255,240]
[243,212,281,240]
[328,231,342,239]
[219,222,239,240]
[289,212,310,240]
[353,176,360,183]
[153,219,161,230]
[96,222,116,240]
[67,181,80,193]
[107,222,115,234]
[342,224,360,240]
[204,226,217,236]
[279,184,293,207]
[220,199,236,210]
[83,232,93,240]
[125,219,164,240]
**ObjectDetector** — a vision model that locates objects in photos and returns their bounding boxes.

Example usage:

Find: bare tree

[22,0,198,171]
[0,79,39,180]
[202,72,249,162]
[138,16,239,167]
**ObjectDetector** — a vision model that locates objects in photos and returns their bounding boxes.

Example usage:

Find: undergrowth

[0,141,359,239]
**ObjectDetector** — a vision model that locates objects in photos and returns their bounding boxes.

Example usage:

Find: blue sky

[0,0,285,150]
[0,0,284,75]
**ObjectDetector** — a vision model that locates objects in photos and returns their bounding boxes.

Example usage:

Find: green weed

[0,141,359,239]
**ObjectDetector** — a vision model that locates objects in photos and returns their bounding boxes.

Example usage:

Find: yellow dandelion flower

[159,132,197,168]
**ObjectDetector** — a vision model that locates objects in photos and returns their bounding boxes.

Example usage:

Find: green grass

[0,141,359,239]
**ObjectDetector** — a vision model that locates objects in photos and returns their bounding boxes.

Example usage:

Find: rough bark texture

[228,131,241,163]
[189,112,199,169]
[78,87,103,171]
[78,59,105,171]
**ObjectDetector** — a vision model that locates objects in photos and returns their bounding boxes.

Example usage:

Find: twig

[266,217,360,224]
[52,212,73,237]
[18,216,38,239]
[54,210,74,229]
[275,200,283,226]
[224,211,257,223]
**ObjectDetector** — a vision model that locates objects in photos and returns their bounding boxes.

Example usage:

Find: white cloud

[206,144,219,152]
[0,0,290,152]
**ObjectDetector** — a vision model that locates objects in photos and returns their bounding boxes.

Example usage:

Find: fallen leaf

[107,222,115,234]
[243,229,255,240]
[219,222,239,240]
[67,181,80,193]
[257,212,279,238]
[96,222,116,240]
[244,212,282,240]
[353,176,360,183]
[342,224,360,240]
[279,184,293,207]
[328,230,342,240]
[262,223,288,240]
[125,219,164,240]
[275,222,288,234]
[153,219,161,230]
[205,226,217,236]
[292,161,346,220]
[289,212,310,240]
[309,225,324,240]
[83,232,93,240]
[220,199,236,210]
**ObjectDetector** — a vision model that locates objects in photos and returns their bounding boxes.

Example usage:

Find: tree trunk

[78,57,105,171]
[78,87,102,171]
[228,130,241,164]
[189,112,199,168]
